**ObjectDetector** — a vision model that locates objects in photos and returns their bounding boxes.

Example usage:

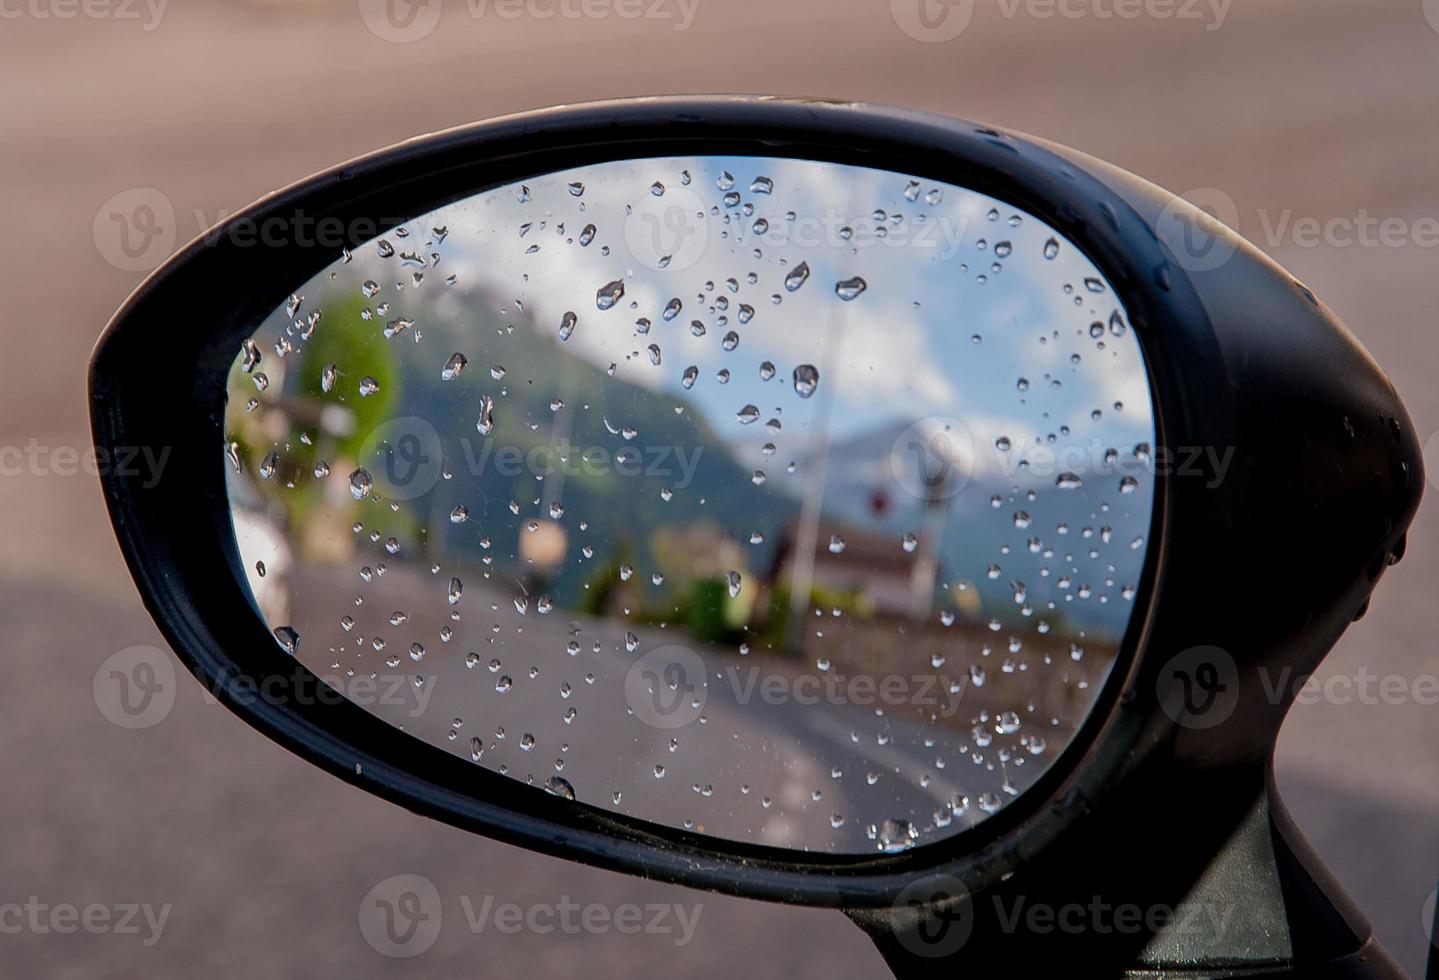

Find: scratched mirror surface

[224,156,1157,854]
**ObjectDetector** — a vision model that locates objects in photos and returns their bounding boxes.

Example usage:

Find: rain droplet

[544,775,576,800]
[793,364,820,398]
[726,570,742,598]
[273,626,300,655]
[834,277,867,301]
[477,394,495,435]
[349,469,372,500]
[558,311,578,341]
[876,818,917,853]
[442,352,468,381]
[596,279,625,310]
[783,262,810,292]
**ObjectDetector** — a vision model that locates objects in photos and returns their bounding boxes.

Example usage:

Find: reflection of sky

[430,156,1153,473]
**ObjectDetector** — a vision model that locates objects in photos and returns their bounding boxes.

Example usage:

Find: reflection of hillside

[369,281,807,613]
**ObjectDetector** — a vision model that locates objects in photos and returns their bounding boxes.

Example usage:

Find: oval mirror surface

[224,156,1157,854]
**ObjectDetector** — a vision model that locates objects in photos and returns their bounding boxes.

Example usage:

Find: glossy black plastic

[89,97,1422,976]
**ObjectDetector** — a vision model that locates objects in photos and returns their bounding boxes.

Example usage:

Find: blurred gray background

[3,0,1438,975]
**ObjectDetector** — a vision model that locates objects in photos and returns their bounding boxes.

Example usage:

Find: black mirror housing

[89,97,1421,976]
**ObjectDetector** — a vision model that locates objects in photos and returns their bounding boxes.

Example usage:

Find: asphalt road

[3,0,1439,975]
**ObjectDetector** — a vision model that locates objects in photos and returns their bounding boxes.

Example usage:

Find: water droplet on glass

[726,570,742,598]
[349,468,373,500]
[544,775,576,800]
[596,279,625,310]
[793,364,820,398]
[876,818,917,853]
[442,352,468,381]
[273,626,300,655]
[834,277,867,301]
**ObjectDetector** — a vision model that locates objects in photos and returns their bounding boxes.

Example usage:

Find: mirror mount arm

[843,768,1404,978]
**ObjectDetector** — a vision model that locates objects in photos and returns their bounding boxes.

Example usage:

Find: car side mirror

[90,97,1421,978]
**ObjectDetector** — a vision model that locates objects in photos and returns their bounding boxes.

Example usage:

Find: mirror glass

[224,155,1156,854]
